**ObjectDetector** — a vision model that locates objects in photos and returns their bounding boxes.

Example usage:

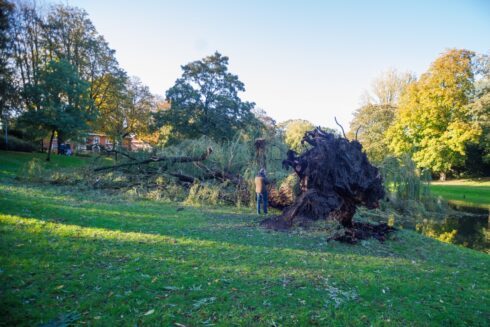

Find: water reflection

[411,203,489,252]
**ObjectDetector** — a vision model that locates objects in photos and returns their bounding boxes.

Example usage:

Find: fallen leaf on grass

[193,297,216,310]
[144,309,155,316]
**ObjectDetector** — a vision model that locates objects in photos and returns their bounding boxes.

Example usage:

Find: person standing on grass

[255,168,269,214]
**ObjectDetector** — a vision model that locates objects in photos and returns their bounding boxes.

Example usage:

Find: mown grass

[430,179,490,209]
[0,151,489,326]
[0,151,95,179]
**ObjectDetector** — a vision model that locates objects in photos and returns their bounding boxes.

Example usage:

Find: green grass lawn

[430,179,490,209]
[0,150,96,179]
[1,151,489,326]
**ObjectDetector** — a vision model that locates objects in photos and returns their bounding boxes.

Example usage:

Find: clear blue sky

[65,0,489,129]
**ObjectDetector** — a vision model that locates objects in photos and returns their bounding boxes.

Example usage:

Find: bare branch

[355,126,362,141]
[94,147,213,172]
[334,117,347,139]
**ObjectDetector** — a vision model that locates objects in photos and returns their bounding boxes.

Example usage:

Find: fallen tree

[94,147,214,172]
[262,126,393,242]
[90,144,255,205]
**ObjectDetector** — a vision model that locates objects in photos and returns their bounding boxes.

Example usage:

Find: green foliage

[468,53,490,164]
[387,49,482,177]
[156,52,258,143]
[378,155,450,219]
[185,182,222,206]
[279,119,315,152]
[0,135,37,152]
[349,104,396,164]
[16,158,46,183]
[94,75,155,144]
[9,1,134,145]
[19,59,95,158]
[0,0,16,120]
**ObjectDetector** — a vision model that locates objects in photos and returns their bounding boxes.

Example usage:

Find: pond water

[410,202,489,252]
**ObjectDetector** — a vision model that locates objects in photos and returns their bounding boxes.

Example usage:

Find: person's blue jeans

[256,192,268,214]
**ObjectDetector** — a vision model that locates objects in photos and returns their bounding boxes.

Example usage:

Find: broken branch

[94,147,213,172]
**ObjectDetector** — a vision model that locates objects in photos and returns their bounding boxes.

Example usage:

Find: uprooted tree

[262,126,391,241]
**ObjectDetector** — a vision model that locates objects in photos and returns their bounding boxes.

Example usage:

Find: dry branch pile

[90,145,253,205]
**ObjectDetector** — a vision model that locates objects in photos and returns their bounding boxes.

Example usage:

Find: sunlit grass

[1,181,489,326]
[0,150,111,180]
[430,181,490,209]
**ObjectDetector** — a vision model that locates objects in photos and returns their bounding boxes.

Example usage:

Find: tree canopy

[349,104,396,164]
[155,52,257,143]
[386,49,481,179]
[279,119,315,152]
[20,59,94,160]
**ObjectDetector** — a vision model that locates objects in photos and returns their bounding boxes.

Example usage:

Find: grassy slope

[0,151,95,179]
[430,179,490,209]
[0,151,489,326]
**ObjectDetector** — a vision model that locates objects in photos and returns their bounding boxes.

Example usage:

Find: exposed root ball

[261,127,387,243]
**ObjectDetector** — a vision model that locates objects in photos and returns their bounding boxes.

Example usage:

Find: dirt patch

[260,216,396,244]
[329,222,396,244]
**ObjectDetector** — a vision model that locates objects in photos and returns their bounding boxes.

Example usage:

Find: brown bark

[94,147,213,172]
[46,130,55,162]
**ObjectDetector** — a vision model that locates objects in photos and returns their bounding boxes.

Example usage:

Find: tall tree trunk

[46,130,55,162]
[254,138,267,169]
[57,130,64,154]
[439,172,447,181]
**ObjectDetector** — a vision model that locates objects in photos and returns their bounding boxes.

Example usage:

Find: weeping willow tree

[380,155,431,202]
[377,154,451,219]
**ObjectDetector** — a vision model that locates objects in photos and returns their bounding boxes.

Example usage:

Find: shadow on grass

[0,181,482,264]
[2,213,486,326]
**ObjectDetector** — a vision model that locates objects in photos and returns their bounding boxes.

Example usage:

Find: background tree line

[3,1,487,180]
[0,0,293,161]
[349,49,490,180]
[0,0,161,160]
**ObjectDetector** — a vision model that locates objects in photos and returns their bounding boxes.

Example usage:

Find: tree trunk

[57,130,64,155]
[439,172,447,181]
[46,130,55,162]
[254,138,267,169]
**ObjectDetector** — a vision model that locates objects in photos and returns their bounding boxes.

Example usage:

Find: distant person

[65,144,72,156]
[255,168,269,214]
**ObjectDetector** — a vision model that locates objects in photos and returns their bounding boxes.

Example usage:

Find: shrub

[16,158,47,182]
[0,135,37,152]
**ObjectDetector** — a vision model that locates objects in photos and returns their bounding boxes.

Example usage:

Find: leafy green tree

[386,49,481,180]
[9,1,122,139]
[471,53,490,163]
[279,119,315,152]
[156,52,256,143]
[44,4,122,107]
[93,75,154,148]
[0,0,15,140]
[460,53,490,175]
[350,70,413,164]
[349,104,396,164]
[20,59,94,161]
